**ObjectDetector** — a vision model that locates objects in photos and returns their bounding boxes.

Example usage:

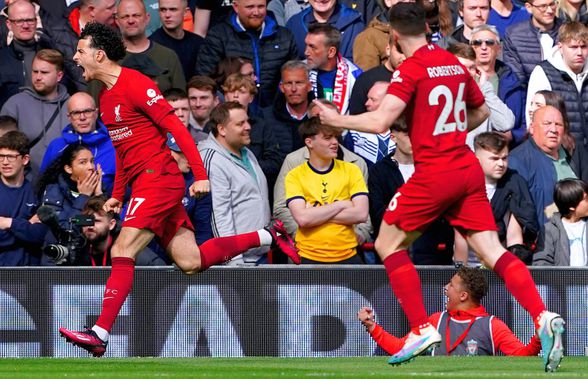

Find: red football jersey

[99,68,205,199]
[387,44,485,170]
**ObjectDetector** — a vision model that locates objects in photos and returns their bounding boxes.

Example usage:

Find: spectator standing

[149,0,204,82]
[263,60,313,156]
[267,0,309,26]
[198,102,271,265]
[0,48,69,181]
[503,0,563,82]
[192,0,234,37]
[0,131,47,266]
[488,0,530,38]
[525,22,588,144]
[164,88,209,143]
[304,24,362,115]
[285,117,369,263]
[40,92,116,194]
[196,0,298,107]
[287,0,364,61]
[0,1,63,108]
[471,24,527,145]
[187,75,220,135]
[557,0,588,23]
[437,0,490,49]
[348,34,406,115]
[117,0,186,92]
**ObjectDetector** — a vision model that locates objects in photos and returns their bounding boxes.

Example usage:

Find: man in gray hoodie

[0,48,69,181]
[198,101,271,265]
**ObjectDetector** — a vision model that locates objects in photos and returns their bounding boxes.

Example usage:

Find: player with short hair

[358,266,542,356]
[58,22,300,357]
[315,2,564,371]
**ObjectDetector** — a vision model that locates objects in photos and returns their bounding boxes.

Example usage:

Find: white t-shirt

[562,219,587,266]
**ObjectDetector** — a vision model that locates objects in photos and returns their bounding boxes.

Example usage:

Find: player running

[58,22,300,357]
[314,3,564,372]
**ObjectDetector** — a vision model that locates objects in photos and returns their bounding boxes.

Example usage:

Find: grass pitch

[1,356,587,378]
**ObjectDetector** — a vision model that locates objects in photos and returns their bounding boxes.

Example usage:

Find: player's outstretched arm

[466,103,490,131]
[358,307,406,355]
[314,94,407,134]
[491,317,542,356]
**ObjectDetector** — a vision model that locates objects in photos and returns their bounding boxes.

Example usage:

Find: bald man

[40,92,117,194]
[343,81,396,167]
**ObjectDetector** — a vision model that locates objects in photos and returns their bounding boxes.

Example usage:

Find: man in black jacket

[195,0,298,107]
[454,132,539,265]
[263,60,313,157]
[0,1,60,107]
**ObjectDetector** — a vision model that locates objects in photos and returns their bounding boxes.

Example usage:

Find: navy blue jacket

[508,139,576,226]
[0,179,47,266]
[503,17,563,82]
[286,3,363,61]
[496,60,527,145]
[40,121,116,195]
[182,172,213,245]
[41,174,91,232]
[196,12,298,107]
[261,91,309,156]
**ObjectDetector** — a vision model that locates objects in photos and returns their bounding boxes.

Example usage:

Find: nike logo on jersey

[125,216,136,221]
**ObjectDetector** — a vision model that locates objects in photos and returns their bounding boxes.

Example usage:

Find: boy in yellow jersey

[285,117,369,263]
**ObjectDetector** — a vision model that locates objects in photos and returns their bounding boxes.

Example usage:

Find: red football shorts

[383,163,498,233]
[122,169,194,248]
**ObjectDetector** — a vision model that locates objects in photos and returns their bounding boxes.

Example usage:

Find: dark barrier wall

[0,267,586,357]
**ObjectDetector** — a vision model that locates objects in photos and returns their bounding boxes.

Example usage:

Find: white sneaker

[388,325,442,365]
[537,311,565,372]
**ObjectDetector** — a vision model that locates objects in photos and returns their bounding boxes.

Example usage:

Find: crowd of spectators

[0,0,587,267]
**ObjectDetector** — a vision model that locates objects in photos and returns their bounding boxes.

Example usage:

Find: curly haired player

[59,22,300,357]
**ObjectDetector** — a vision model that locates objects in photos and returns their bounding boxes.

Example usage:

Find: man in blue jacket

[0,131,48,266]
[40,92,116,195]
[286,0,364,61]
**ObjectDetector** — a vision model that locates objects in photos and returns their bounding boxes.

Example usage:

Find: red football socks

[95,257,135,332]
[383,250,430,329]
[494,251,546,320]
[199,232,261,271]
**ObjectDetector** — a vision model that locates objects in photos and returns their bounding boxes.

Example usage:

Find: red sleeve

[491,317,541,356]
[369,324,408,355]
[159,114,208,181]
[111,151,127,201]
[386,60,417,104]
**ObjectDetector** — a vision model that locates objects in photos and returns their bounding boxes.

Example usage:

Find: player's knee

[175,259,201,275]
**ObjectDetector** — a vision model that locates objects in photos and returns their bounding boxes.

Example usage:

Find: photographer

[78,196,167,266]
[37,144,104,265]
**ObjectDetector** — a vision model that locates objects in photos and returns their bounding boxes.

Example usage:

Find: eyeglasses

[471,39,499,47]
[8,18,36,26]
[529,1,558,12]
[0,154,22,162]
[282,81,308,89]
[68,108,97,119]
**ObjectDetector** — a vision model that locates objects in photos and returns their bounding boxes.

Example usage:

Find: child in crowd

[534,179,588,266]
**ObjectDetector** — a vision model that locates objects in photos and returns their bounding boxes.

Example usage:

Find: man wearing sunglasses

[40,92,116,195]
[470,24,527,146]
[503,0,563,82]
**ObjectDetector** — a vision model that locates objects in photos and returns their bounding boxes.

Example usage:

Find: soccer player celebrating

[358,267,542,357]
[314,2,564,372]
[58,23,300,357]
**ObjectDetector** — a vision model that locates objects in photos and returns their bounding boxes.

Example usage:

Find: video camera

[38,206,95,265]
